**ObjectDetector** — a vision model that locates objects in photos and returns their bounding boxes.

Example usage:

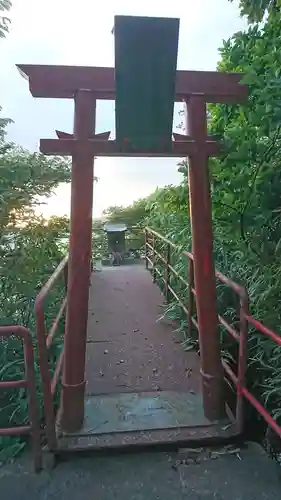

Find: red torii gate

[18,53,247,433]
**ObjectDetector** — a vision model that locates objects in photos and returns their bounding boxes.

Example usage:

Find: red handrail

[34,255,68,451]
[0,325,42,471]
[245,314,281,346]
[145,227,281,438]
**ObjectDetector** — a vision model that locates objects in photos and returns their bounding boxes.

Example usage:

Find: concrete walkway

[85,265,200,396]
[57,264,232,451]
[1,444,280,499]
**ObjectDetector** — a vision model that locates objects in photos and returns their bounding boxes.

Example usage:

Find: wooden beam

[172,132,222,142]
[17,64,247,103]
[39,138,221,157]
[55,130,111,139]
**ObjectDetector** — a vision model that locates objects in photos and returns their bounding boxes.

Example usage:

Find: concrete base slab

[56,391,234,452]
[61,391,223,437]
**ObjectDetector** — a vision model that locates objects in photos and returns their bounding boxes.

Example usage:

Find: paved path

[86,265,200,396]
[60,264,218,450]
[1,444,280,499]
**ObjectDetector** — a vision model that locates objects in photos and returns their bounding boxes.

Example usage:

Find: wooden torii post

[17,16,247,433]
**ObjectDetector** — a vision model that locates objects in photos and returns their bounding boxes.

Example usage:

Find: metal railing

[34,256,68,451]
[0,325,42,471]
[145,227,281,437]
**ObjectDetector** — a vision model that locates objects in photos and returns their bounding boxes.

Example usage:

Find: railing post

[152,233,156,283]
[24,332,42,471]
[35,307,57,451]
[165,243,170,302]
[187,258,194,337]
[63,261,68,292]
[236,292,249,433]
[145,229,148,270]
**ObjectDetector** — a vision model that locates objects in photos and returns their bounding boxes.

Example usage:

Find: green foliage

[0,0,71,462]
[230,0,279,23]
[96,199,151,259]
[0,215,69,460]
[0,114,71,460]
[92,218,107,261]
[0,0,11,39]
[209,9,281,426]
[103,9,281,433]
[209,12,281,317]
[103,198,149,229]
[0,146,71,231]
[0,218,68,463]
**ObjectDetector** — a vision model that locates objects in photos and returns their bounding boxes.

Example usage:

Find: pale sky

[0,0,246,218]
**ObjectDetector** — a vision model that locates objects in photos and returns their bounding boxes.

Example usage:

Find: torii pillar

[56,107,110,432]
[60,90,95,431]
